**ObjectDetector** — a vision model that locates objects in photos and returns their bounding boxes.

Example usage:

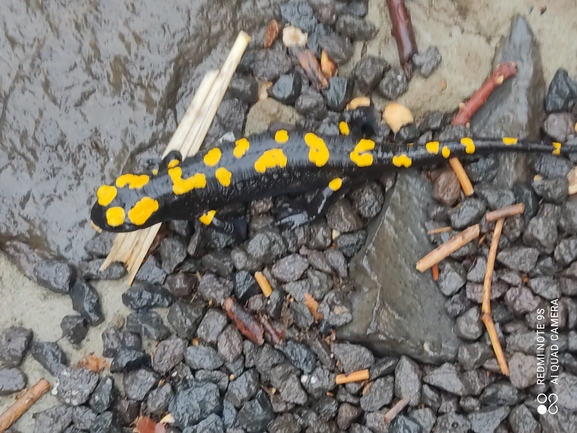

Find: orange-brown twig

[0,379,51,432]
[485,203,525,222]
[568,167,577,195]
[481,218,509,376]
[384,398,410,423]
[416,225,480,272]
[427,226,452,235]
[449,158,474,196]
[255,271,273,298]
[335,369,370,385]
[304,293,324,320]
[223,297,265,346]
[452,61,518,126]
[432,264,439,281]
[298,50,329,90]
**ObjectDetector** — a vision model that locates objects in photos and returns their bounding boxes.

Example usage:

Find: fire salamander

[91,112,568,234]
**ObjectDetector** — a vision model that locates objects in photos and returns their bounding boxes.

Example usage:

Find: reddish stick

[0,379,51,432]
[223,297,265,345]
[386,0,418,78]
[452,61,518,126]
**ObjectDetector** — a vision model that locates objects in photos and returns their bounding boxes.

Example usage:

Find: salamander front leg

[198,210,248,240]
[277,177,350,231]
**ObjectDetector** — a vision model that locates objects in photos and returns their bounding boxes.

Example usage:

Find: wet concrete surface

[1,0,577,430]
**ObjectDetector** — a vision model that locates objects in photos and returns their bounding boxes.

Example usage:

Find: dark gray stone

[423,363,468,396]
[33,405,73,433]
[395,356,422,406]
[496,247,539,273]
[437,261,467,296]
[467,407,510,433]
[169,381,222,428]
[34,260,76,294]
[377,67,408,99]
[237,390,274,433]
[56,367,99,406]
[253,49,292,82]
[508,404,541,433]
[109,348,149,373]
[546,68,577,112]
[335,15,376,41]
[471,16,545,188]
[69,280,104,325]
[0,327,32,368]
[352,56,389,93]
[126,311,171,341]
[124,368,158,401]
[152,337,187,375]
[0,367,26,396]
[167,301,205,340]
[30,340,68,376]
[413,46,442,78]
[434,413,471,433]
[89,376,115,414]
[360,376,393,412]
[60,315,88,345]
[121,281,173,311]
[340,171,461,363]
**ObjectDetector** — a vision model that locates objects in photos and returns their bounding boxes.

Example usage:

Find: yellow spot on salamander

[97,185,117,206]
[426,141,440,155]
[339,121,350,136]
[328,178,343,191]
[503,137,517,145]
[552,142,562,155]
[204,148,222,167]
[152,169,159,176]
[168,167,207,195]
[234,138,250,159]
[106,207,125,227]
[392,154,413,168]
[254,149,288,173]
[116,174,150,189]
[442,146,451,158]
[350,139,375,167]
[128,197,159,226]
[460,137,476,154]
[304,132,330,167]
[199,210,216,226]
[275,130,289,144]
[168,159,180,168]
[215,167,232,187]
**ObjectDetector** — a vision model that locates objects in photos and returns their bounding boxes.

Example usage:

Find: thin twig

[0,379,51,432]
[416,225,480,272]
[427,226,452,235]
[567,166,577,195]
[452,61,518,126]
[485,203,525,222]
[449,158,474,196]
[385,0,418,78]
[481,218,509,376]
[384,398,410,423]
[335,369,370,385]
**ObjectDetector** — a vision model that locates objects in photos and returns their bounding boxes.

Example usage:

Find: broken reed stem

[452,61,518,126]
[0,378,51,432]
[567,167,577,195]
[384,398,410,423]
[448,158,474,196]
[335,369,370,385]
[485,203,525,222]
[416,224,480,272]
[255,271,273,297]
[481,218,510,376]
[100,32,251,284]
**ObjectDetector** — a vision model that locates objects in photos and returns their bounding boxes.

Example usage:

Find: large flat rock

[338,171,462,364]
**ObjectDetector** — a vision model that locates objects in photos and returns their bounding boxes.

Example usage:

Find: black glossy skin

[91,130,566,233]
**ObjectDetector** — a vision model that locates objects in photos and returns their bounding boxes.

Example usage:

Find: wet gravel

[1,6,577,433]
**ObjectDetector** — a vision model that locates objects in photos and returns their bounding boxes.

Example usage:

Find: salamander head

[91,173,164,232]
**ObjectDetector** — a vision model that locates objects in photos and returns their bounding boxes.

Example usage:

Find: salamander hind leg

[198,210,248,241]
[276,177,351,231]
